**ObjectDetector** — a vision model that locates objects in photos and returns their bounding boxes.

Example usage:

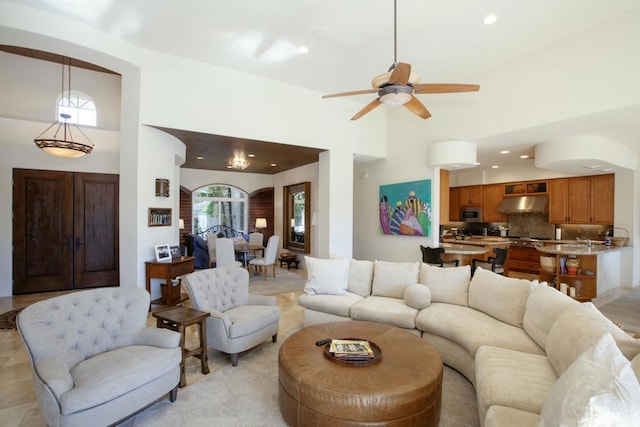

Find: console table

[145,256,194,307]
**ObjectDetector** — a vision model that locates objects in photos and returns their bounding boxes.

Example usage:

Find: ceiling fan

[323,0,480,120]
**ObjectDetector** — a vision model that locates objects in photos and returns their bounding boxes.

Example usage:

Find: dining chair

[206,233,218,267]
[247,232,264,261]
[420,245,459,267]
[249,235,280,280]
[471,247,508,276]
[215,238,242,268]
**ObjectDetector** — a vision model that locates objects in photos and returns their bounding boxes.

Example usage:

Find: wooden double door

[13,169,119,294]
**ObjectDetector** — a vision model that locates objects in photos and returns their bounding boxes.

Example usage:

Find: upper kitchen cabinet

[449,187,461,221]
[503,180,547,196]
[459,185,483,207]
[483,184,507,223]
[440,170,450,224]
[548,174,614,224]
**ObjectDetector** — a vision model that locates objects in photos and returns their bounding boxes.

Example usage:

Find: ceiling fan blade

[403,96,431,119]
[388,62,411,85]
[413,83,480,94]
[322,89,378,99]
[351,98,382,120]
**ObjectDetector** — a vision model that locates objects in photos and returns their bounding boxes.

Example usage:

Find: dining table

[233,243,264,267]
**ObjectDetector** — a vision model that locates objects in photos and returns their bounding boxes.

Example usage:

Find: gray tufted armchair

[182,267,280,366]
[17,287,182,427]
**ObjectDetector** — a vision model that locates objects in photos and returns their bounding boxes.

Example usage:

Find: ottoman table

[278,321,443,426]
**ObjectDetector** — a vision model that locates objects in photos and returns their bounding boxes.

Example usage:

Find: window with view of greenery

[192,184,248,234]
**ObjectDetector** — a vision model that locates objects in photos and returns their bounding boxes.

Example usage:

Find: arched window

[57,90,97,126]
[192,184,248,234]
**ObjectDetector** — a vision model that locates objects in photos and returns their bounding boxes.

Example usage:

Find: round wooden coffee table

[278,321,443,426]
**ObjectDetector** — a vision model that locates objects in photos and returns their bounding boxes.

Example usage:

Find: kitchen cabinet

[504,246,540,275]
[482,184,506,223]
[440,170,450,223]
[538,253,596,301]
[459,185,483,207]
[503,180,547,196]
[449,187,461,221]
[548,174,613,224]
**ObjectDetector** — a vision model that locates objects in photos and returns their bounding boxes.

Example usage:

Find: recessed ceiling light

[270,163,277,167]
[226,165,233,169]
[248,154,255,158]
[298,46,309,54]
[196,156,204,160]
[492,165,499,169]
[484,14,497,25]
[520,155,529,159]
[500,150,509,154]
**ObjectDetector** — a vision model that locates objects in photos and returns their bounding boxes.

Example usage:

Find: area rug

[0,307,23,330]
[124,330,479,426]
[248,267,306,296]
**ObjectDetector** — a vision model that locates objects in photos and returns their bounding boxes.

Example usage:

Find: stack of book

[329,339,374,361]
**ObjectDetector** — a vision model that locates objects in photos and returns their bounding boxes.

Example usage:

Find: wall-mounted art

[379,179,432,237]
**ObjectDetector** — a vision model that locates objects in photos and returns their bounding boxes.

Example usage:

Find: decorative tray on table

[323,338,382,367]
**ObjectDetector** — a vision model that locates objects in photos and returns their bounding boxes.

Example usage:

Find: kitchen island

[537,244,629,301]
[440,243,489,266]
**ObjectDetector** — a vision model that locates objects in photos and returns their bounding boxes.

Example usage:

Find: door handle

[75,238,84,250]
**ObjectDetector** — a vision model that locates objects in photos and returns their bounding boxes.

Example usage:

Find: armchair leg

[169,385,178,402]
[272,333,278,343]
[230,353,239,367]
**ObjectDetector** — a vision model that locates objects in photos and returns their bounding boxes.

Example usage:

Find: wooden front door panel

[73,173,119,289]
[13,169,74,293]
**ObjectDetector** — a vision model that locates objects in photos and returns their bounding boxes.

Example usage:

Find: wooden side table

[152,306,210,387]
[145,256,194,307]
[279,253,300,270]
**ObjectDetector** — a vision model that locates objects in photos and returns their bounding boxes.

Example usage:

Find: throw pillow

[540,333,640,426]
[468,267,535,327]
[404,284,431,309]
[371,261,420,299]
[419,264,470,306]
[303,256,350,295]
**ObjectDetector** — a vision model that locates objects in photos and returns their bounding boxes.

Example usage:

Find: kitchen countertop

[537,244,629,256]
[441,243,490,255]
[441,237,510,247]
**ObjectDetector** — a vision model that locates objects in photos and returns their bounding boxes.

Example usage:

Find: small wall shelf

[149,207,172,227]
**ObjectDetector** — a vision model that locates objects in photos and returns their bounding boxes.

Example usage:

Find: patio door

[12,169,119,294]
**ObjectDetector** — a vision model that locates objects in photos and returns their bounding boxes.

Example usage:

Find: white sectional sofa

[298,257,640,426]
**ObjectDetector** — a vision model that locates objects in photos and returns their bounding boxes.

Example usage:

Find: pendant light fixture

[34,58,94,158]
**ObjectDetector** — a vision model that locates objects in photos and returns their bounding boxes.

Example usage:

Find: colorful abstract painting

[379,179,432,237]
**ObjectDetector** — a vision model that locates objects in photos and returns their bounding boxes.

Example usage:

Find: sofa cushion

[303,256,351,295]
[371,261,420,299]
[350,296,419,329]
[348,259,374,297]
[484,406,540,427]
[475,346,558,419]
[546,302,640,376]
[404,284,431,309]
[298,292,364,318]
[419,264,470,306]
[540,333,640,426]
[416,303,544,358]
[523,284,579,349]
[632,353,640,381]
[468,267,535,328]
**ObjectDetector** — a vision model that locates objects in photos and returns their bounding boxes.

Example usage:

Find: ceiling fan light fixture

[378,85,413,105]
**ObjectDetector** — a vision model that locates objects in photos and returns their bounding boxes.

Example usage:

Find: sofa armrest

[137,327,181,348]
[35,358,74,398]
[248,294,276,306]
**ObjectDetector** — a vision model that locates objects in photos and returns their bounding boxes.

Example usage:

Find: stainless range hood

[497,195,548,214]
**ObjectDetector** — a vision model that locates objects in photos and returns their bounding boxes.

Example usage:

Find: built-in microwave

[461,207,482,222]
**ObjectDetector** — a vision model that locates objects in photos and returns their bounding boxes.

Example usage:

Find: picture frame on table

[170,245,181,258]
[154,243,172,263]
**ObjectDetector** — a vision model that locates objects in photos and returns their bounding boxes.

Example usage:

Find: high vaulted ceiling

[5,0,640,172]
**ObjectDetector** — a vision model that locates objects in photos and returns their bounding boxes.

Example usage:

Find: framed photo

[170,245,181,258]
[154,244,172,263]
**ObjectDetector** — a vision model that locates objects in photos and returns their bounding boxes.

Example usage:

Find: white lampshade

[178,219,185,229]
[290,218,295,227]
[428,140,477,170]
[255,218,267,229]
